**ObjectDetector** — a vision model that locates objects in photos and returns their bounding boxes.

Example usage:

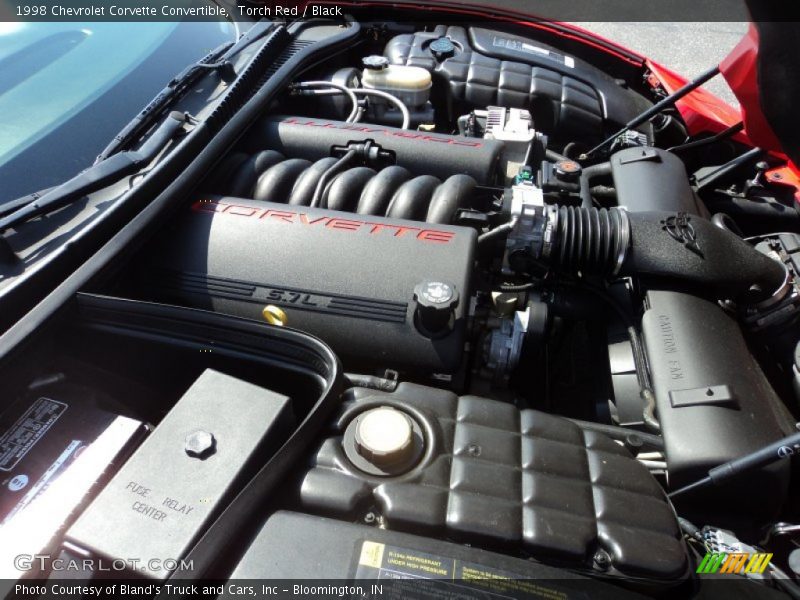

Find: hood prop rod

[581,64,720,160]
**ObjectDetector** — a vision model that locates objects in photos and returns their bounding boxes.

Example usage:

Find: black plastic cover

[244,116,503,185]
[299,383,687,582]
[641,290,792,518]
[136,196,475,373]
[66,369,293,580]
[624,211,787,302]
[61,294,343,580]
[384,26,652,141]
[230,511,649,599]
[610,147,706,215]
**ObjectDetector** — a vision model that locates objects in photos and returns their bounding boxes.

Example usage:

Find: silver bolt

[184,430,216,459]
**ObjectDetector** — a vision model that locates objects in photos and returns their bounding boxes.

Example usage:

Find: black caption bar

[0,0,777,22]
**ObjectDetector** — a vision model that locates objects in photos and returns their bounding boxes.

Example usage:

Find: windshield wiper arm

[0,21,278,260]
[95,20,276,164]
[94,41,234,164]
[0,111,187,240]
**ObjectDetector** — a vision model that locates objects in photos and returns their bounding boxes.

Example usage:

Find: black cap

[414,281,459,335]
[554,159,583,182]
[429,37,456,61]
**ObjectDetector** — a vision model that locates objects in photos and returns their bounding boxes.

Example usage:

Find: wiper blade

[95,20,276,164]
[0,20,279,260]
[94,41,233,164]
[0,112,187,239]
[0,188,55,219]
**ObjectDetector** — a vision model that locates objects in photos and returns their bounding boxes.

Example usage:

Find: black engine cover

[299,383,688,582]
[136,195,476,373]
[384,26,652,142]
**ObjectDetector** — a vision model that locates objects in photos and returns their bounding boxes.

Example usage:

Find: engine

[72,18,800,594]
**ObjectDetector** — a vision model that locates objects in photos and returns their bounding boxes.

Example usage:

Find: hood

[721,4,800,166]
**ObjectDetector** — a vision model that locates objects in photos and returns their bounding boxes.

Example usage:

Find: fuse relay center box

[65,369,292,580]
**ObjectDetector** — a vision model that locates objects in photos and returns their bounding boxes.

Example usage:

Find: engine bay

[3,15,800,597]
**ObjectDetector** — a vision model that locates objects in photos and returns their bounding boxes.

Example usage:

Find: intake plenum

[219,150,476,224]
[242,116,503,184]
[538,207,787,302]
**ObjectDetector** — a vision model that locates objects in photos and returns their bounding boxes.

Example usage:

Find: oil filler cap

[414,280,459,336]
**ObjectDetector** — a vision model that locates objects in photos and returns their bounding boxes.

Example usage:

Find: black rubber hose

[590,185,616,199]
[356,165,411,216]
[230,149,285,197]
[550,206,787,303]
[677,517,705,543]
[667,121,744,153]
[553,206,630,276]
[478,219,516,246]
[578,162,612,208]
[311,149,357,208]
[710,212,744,237]
[426,174,475,224]
[288,157,338,206]
[324,166,376,213]
[253,157,311,202]
[545,148,570,163]
[386,175,440,221]
[706,196,800,222]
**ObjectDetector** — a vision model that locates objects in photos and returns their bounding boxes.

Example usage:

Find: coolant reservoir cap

[355,407,413,466]
[429,37,456,61]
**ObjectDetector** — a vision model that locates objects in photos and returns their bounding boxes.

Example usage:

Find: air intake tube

[536,207,787,303]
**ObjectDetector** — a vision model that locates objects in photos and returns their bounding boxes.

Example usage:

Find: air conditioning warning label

[355,541,589,599]
[491,37,576,68]
[0,397,67,472]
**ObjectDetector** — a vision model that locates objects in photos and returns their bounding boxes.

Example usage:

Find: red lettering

[190,199,453,244]
[392,225,420,238]
[326,218,362,232]
[369,224,389,235]
[418,230,455,243]
[282,119,482,147]
[298,214,329,226]
[225,204,260,217]
[262,210,295,223]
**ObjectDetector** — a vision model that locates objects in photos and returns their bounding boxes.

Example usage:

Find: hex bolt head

[593,550,611,570]
[184,430,216,459]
